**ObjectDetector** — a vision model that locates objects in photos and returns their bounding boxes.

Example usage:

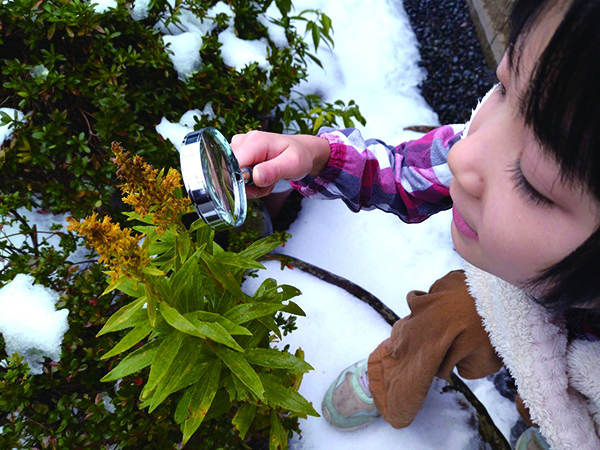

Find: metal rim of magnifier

[179,128,247,231]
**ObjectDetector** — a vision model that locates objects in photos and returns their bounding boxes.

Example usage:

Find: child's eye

[509,160,554,207]
[496,82,507,97]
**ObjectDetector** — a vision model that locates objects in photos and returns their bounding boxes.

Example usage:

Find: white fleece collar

[464,261,600,449]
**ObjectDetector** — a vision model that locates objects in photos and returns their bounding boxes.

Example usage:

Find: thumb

[252,162,281,187]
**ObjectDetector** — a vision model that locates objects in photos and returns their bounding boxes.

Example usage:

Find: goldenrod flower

[111,143,191,233]
[67,213,149,280]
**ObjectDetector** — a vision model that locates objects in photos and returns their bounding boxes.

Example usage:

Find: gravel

[402,0,496,125]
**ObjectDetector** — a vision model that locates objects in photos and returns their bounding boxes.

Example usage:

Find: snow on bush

[0,274,69,375]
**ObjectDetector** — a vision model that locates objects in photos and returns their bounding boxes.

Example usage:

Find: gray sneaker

[321,359,381,430]
[515,427,550,450]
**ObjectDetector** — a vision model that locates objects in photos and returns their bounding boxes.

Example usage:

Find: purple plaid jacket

[290,125,463,223]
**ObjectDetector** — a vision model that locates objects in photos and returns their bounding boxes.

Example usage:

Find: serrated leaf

[101,338,162,382]
[244,348,313,374]
[181,361,222,444]
[101,320,153,360]
[270,410,288,450]
[232,404,257,440]
[215,348,264,400]
[97,295,147,336]
[261,373,319,417]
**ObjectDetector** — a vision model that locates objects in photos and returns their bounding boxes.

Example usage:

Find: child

[231,0,600,448]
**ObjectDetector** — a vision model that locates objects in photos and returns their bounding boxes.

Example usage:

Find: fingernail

[253,167,264,186]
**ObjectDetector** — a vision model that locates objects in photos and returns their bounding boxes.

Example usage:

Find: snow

[0,274,69,375]
[0,108,25,144]
[163,32,204,81]
[1,0,522,446]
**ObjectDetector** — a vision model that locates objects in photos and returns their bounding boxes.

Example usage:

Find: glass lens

[199,128,246,228]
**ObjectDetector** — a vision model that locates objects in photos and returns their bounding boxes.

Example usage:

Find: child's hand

[231,131,331,198]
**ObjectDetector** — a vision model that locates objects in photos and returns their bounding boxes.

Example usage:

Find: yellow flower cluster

[67,213,149,280]
[111,142,191,233]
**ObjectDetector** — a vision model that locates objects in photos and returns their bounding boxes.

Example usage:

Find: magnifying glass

[179,127,252,231]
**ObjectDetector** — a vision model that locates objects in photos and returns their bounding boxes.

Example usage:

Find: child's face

[447,7,600,294]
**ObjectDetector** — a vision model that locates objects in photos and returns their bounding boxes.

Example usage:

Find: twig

[265,252,511,449]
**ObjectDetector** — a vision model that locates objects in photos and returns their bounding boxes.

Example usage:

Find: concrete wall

[465,0,512,67]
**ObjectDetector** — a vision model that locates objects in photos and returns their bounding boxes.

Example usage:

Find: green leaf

[232,404,257,440]
[176,230,191,266]
[148,340,209,412]
[253,279,302,304]
[281,300,306,317]
[116,278,146,298]
[224,302,285,325]
[169,248,200,296]
[142,331,185,401]
[101,320,153,360]
[160,303,207,338]
[141,266,165,276]
[270,410,288,450]
[239,234,287,261]
[160,303,243,351]
[145,284,159,327]
[258,315,282,340]
[215,347,264,400]
[101,338,162,382]
[244,348,313,374]
[200,252,245,300]
[217,252,265,271]
[261,373,319,417]
[97,295,147,336]
[275,0,292,16]
[101,274,128,297]
[181,361,222,444]
[185,311,251,336]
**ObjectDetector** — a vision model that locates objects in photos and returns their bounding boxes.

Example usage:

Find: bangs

[507,0,600,200]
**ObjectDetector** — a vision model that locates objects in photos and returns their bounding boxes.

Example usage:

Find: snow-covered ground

[0,0,520,447]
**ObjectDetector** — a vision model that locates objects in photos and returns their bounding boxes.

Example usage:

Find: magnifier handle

[240,166,254,185]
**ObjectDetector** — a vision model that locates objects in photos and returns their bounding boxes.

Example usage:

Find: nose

[448,135,485,199]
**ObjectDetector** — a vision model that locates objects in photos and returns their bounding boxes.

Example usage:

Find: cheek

[477,199,589,286]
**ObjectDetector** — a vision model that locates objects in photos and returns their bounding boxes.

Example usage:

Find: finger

[252,151,309,186]
[230,131,271,168]
[245,183,274,199]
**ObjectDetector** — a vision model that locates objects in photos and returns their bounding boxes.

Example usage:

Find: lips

[452,206,478,240]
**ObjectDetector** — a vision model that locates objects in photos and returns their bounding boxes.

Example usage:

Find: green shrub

[0,0,365,448]
[0,0,364,217]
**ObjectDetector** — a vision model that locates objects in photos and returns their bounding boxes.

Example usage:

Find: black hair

[506,0,600,314]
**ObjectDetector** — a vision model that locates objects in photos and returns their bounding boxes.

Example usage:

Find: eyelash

[496,82,507,97]
[508,160,554,207]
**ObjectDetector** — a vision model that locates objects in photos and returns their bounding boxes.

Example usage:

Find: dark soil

[402,0,496,125]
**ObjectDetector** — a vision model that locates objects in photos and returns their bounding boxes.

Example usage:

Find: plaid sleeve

[290,125,462,223]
